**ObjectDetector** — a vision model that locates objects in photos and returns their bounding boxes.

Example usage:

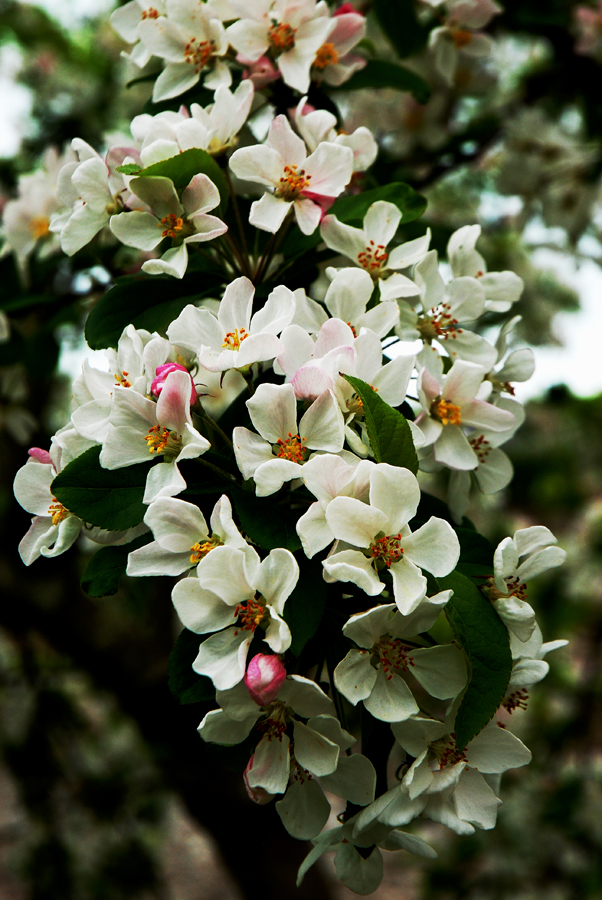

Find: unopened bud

[244,653,287,706]
[243,755,275,805]
[28,447,53,465]
[151,363,197,404]
[334,3,360,15]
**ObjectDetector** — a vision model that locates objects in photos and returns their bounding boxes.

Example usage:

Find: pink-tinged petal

[323,548,384,596]
[328,11,365,54]
[442,359,486,405]
[403,517,460,576]
[247,734,291,795]
[276,324,315,376]
[172,578,237,633]
[229,144,283,187]
[334,650,377,704]
[185,214,228,242]
[109,210,163,251]
[249,192,290,233]
[363,201,401,247]
[129,175,183,218]
[363,668,419,723]
[247,382,297,442]
[433,424,478,470]
[251,284,296,336]
[303,143,353,196]
[182,173,220,215]
[235,332,284,368]
[326,496,387,546]
[320,215,366,261]
[369,464,420,533]
[313,317,354,356]
[27,447,53,465]
[290,365,334,400]
[245,653,287,706]
[193,627,252,690]
[390,557,428,615]
[299,391,344,451]
[218,275,255,334]
[155,369,193,434]
[267,115,307,167]
[461,399,515,432]
[293,197,322,235]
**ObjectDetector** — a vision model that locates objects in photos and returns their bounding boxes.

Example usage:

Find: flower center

[189,535,223,565]
[258,701,288,741]
[450,27,474,48]
[417,303,463,342]
[370,533,404,568]
[433,399,462,426]
[275,165,312,201]
[275,432,306,463]
[375,638,415,681]
[160,214,184,238]
[234,597,266,634]
[268,22,296,54]
[183,38,215,72]
[314,41,339,70]
[222,328,249,350]
[141,7,159,19]
[48,499,69,526]
[114,370,131,388]
[357,241,389,275]
[431,733,468,769]
[502,688,529,713]
[144,425,183,460]
[29,215,50,240]
[469,434,491,463]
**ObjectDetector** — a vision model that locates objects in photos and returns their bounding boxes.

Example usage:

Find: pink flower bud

[28,447,52,465]
[243,755,275,805]
[151,363,197,404]
[334,2,360,15]
[244,653,287,706]
[240,54,281,89]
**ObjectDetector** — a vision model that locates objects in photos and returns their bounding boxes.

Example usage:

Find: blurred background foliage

[0,0,601,897]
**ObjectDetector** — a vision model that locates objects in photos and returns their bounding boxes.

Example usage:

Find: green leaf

[52,446,150,531]
[283,555,327,657]
[116,163,142,176]
[80,533,151,598]
[85,264,225,350]
[333,59,430,103]
[280,181,427,258]
[456,528,494,567]
[134,148,229,207]
[372,0,430,58]
[438,570,512,750]
[229,488,302,552]
[168,628,215,705]
[343,375,418,473]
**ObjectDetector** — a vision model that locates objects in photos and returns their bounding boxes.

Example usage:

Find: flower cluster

[6,1,567,894]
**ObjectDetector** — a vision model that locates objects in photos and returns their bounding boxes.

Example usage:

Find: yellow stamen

[30,216,50,240]
[370,533,404,568]
[357,240,389,275]
[189,536,222,565]
[268,22,296,53]
[314,42,339,70]
[222,328,249,350]
[275,164,311,201]
[435,399,462,426]
[48,499,68,527]
[160,214,184,239]
[183,38,215,72]
[275,432,305,463]
[451,27,474,48]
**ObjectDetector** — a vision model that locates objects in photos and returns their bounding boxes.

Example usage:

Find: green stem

[225,166,250,268]
[195,457,238,483]
[198,406,233,450]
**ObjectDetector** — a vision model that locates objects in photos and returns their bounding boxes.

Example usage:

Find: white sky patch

[21,0,116,27]
[0,45,33,159]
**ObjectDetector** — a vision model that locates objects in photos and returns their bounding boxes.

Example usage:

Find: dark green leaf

[52,446,150,531]
[456,528,494,567]
[333,59,430,103]
[134,148,229,207]
[81,533,152,598]
[343,375,418,473]
[168,628,215,704]
[438,570,512,749]
[116,163,142,176]
[284,555,327,657]
[229,488,302,552]
[373,0,430,58]
[85,264,225,350]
